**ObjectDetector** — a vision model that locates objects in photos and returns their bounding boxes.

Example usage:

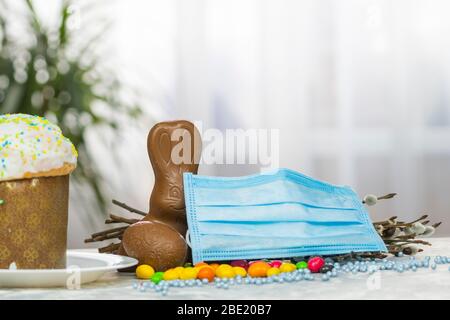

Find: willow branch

[112,199,147,216]
[106,213,140,225]
[85,230,125,243]
[98,243,121,253]
[90,226,128,238]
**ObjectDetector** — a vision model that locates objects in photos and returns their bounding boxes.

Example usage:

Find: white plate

[0,250,137,288]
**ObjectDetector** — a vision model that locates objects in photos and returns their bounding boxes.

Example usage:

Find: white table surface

[1,237,450,300]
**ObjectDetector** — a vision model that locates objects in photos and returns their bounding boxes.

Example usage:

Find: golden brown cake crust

[5,163,76,182]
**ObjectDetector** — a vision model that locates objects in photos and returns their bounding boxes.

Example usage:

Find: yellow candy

[267,267,281,277]
[135,264,155,279]
[180,267,198,280]
[217,264,233,270]
[215,264,232,274]
[279,263,296,273]
[233,266,247,277]
[216,264,235,278]
[194,266,203,273]
[216,269,235,278]
[163,268,179,281]
[173,266,185,277]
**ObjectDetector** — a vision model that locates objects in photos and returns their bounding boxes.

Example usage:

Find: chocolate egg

[116,243,137,272]
[122,220,187,271]
[116,243,127,256]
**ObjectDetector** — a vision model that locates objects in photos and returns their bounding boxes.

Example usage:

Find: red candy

[230,260,249,270]
[307,257,325,273]
[269,260,282,268]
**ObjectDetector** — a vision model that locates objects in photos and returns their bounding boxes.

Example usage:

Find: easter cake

[0,113,77,269]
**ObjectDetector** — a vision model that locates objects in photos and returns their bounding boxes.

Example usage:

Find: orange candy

[247,261,271,277]
[195,262,210,268]
[209,263,220,271]
[197,266,215,282]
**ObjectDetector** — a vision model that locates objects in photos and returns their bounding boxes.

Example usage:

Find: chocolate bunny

[142,120,201,234]
[121,120,202,271]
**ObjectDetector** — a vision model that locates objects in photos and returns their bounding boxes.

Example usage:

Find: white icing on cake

[0,113,78,181]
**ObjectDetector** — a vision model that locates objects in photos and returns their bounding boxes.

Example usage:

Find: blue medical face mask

[183,168,386,263]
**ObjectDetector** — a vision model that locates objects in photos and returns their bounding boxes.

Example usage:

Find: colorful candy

[308,257,325,273]
[209,263,220,271]
[247,261,271,277]
[194,262,209,268]
[135,264,155,279]
[233,266,247,277]
[279,262,296,273]
[151,271,164,284]
[230,260,249,270]
[133,255,450,297]
[269,260,282,268]
[215,264,235,278]
[296,261,308,269]
[197,267,215,282]
[163,268,179,280]
[180,267,198,280]
[173,266,184,277]
[267,267,281,277]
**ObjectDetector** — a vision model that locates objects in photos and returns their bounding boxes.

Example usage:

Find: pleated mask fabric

[183,168,387,263]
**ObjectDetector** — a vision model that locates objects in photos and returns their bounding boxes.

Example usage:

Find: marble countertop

[2,237,450,300]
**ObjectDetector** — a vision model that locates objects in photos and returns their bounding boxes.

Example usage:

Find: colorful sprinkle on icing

[0,113,77,181]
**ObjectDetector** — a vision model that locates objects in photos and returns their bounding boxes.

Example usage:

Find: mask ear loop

[185,229,192,248]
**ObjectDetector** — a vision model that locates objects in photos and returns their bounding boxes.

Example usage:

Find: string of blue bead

[131,255,450,296]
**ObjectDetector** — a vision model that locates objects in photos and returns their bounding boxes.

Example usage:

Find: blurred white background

[11,0,450,246]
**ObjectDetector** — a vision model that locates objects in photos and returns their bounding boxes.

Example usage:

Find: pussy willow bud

[404,227,415,235]
[382,227,396,238]
[363,194,377,206]
[421,226,435,237]
[402,245,418,256]
[394,229,403,237]
[375,224,385,234]
[411,222,426,235]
